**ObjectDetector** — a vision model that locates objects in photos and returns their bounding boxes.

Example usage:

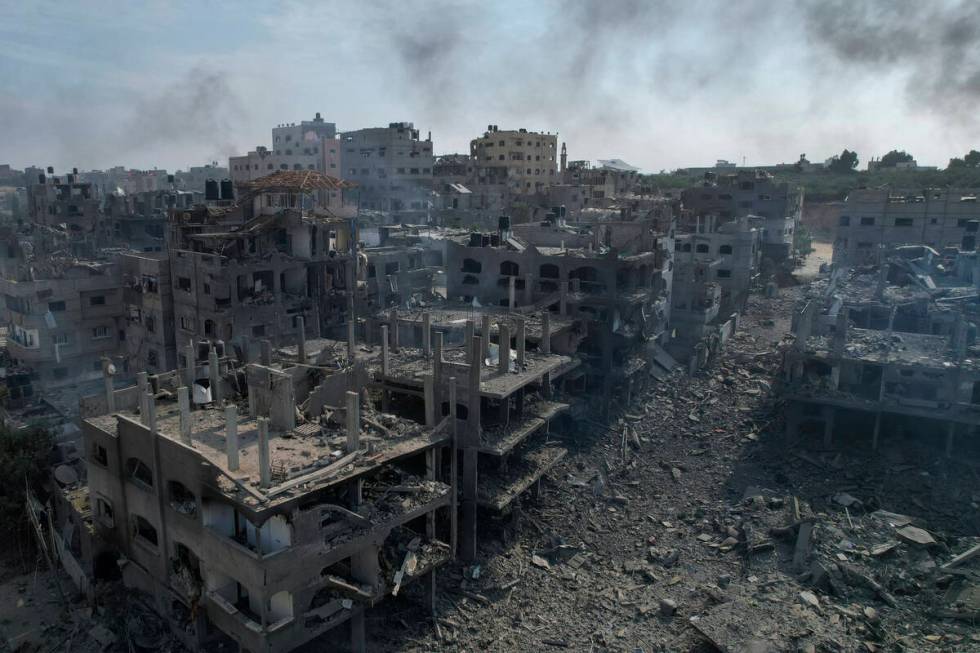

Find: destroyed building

[681,169,801,265]
[784,297,980,458]
[442,213,674,409]
[120,251,177,374]
[357,226,443,315]
[370,306,577,560]
[104,187,201,253]
[27,169,109,257]
[833,188,980,267]
[167,171,358,356]
[0,253,124,414]
[65,322,456,653]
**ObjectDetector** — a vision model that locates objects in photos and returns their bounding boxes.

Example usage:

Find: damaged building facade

[71,327,455,653]
[681,169,801,267]
[833,188,980,267]
[441,212,675,408]
[167,171,358,357]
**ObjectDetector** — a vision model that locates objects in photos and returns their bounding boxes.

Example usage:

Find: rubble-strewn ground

[5,244,980,652]
[373,264,980,652]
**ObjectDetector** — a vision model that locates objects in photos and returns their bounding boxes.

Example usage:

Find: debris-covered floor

[369,281,980,652]
[4,244,979,652]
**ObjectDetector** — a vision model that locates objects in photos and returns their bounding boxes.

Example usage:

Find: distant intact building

[470,125,557,195]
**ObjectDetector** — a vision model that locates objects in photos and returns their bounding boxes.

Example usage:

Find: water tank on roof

[205,179,219,200]
[47,166,53,174]
[220,179,234,200]
[469,232,482,247]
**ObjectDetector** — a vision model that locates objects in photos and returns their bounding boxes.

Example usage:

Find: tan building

[470,126,558,195]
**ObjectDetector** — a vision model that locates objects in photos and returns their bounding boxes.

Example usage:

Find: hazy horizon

[2,0,978,174]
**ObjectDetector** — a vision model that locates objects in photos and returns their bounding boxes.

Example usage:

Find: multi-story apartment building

[340,123,433,216]
[75,347,454,653]
[27,171,109,256]
[0,258,124,401]
[470,126,558,196]
[673,216,762,315]
[681,169,801,264]
[120,252,177,374]
[167,170,358,359]
[104,188,200,253]
[443,213,674,411]
[833,188,980,267]
[230,114,342,184]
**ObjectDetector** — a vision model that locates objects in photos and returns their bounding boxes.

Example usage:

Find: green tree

[0,425,53,524]
[948,149,980,169]
[828,149,859,173]
[878,150,914,167]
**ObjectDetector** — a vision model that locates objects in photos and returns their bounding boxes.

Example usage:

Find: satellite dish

[106,362,117,376]
[54,465,79,485]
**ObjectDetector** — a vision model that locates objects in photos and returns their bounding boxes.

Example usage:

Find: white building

[230,113,342,184]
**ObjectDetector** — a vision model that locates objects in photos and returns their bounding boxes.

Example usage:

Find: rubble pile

[371,290,980,652]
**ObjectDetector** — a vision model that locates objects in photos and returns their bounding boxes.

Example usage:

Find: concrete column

[138,375,149,424]
[465,320,475,360]
[347,317,357,365]
[225,405,239,471]
[433,332,444,387]
[461,336,481,562]
[351,610,366,653]
[508,275,516,310]
[260,339,272,366]
[541,311,551,354]
[178,386,191,444]
[422,312,432,357]
[449,377,458,556]
[542,371,552,399]
[381,325,390,377]
[183,341,196,387]
[296,316,307,364]
[498,323,510,374]
[388,309,399,352]
[144,392,157,433]
[424,374,435,427]
[523,273,533,305]
[247,373,258,417]
[103,360,115,414]
[515,317,526,366]
[560,281,568,315]
[480,315,491,362]
[257,417,271,489]
[208,347,221,402]
[346,391,360,453]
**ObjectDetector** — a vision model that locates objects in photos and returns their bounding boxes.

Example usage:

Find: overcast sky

[2,0,978,174]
